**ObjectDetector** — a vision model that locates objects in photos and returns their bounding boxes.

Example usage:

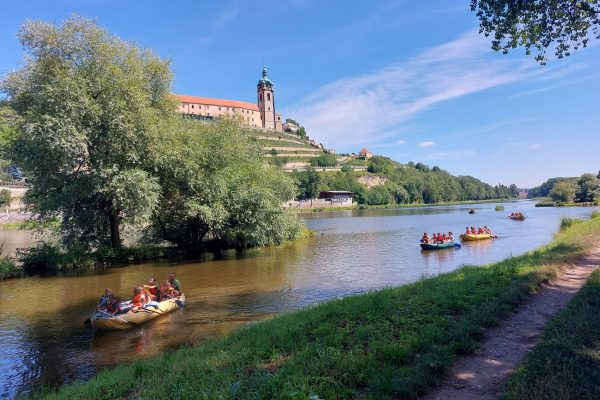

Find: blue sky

[1,0,598,187]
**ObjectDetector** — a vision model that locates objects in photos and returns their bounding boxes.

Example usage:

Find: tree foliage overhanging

[1,16,303,250]
[471,0,600,64]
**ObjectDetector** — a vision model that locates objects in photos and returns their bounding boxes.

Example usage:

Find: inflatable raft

[420,242,457,250]
[90,294,185,330]
[459,233,495,241]
[509,215,525,220]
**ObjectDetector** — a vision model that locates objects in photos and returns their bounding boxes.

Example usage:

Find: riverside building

[177,67,283,131]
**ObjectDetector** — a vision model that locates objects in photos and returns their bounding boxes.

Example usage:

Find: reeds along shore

[34,214,600,400]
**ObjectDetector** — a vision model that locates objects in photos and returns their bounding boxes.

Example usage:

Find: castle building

[177,67,283,131]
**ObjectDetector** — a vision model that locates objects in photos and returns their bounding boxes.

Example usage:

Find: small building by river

[318,191,353,206]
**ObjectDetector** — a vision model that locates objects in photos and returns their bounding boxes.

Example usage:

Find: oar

[454,242,462,248]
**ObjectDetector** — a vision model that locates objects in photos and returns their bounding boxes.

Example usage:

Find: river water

[0,201,598,398]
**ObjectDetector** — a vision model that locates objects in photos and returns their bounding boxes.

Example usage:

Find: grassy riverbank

[34,214,600,400]
[501,268,600,399]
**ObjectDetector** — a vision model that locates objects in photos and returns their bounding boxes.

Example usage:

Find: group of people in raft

[96,273,182,316]
[464,226,494,235]
[420,226,495,244]
[509,212,525,218]
[420,232,454,244]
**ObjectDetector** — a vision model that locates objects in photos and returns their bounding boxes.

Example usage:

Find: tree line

[528,172,600,203]
[1,17,303,252]
[294,156,518,205]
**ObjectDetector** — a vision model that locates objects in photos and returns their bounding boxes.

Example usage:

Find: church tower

[257,66,276,130]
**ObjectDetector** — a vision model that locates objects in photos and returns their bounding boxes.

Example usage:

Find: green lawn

[35,215,600,400]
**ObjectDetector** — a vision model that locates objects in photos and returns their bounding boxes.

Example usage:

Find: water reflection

[1,201,599,398]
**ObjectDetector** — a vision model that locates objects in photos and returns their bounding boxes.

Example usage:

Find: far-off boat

[459,233,495,241]
[420,242,458,250]
[90,294,185,330]
[509,214,526,220]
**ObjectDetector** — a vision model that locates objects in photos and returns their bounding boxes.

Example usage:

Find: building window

[219,107,221,111]
[259,93,263,101]
[268,107,271,111]
[267,93,271,101]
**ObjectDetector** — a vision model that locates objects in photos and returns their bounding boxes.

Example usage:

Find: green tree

[0,189,11,208]
[294,166,321,201]
[576,173,600,202]
[3,17,172,248]
[471,0,600,63]
[148,118,302,248]
[549,180,578,203]
[366,186,394,205]
[310,153,337,167]
[367,156,395,174]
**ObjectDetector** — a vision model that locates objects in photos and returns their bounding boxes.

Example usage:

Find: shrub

[560,217,582,231]
[0,244,19,280]
[495,205,505,211]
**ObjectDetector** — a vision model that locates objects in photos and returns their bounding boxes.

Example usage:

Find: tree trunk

[109,208,121,248]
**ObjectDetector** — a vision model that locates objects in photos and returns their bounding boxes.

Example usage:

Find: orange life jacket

[132,293,146,307]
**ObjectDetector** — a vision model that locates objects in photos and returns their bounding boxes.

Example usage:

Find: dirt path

[422,247,600,400]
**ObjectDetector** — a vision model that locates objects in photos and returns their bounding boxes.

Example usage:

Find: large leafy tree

[147,117,302,248]
[471,0,600,63]
[2,17,173,248]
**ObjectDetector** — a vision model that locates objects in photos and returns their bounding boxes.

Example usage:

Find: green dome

[257,66,273,86]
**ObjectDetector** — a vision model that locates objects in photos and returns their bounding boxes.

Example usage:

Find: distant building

[283,121,299,133]
[359,148,373,159]
[176,67,283,131]
[319,191,353,206]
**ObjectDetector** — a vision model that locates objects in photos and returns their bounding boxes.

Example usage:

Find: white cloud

[530,144,543,149]
[419,141,435,148]
[396,139,405,144]
[283,30,545,147]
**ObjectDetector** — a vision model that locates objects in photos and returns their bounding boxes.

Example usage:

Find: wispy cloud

[530,144,543,149]
[283,30,546,147]
[192,2,243,48]
[396,139,405,144]
[419,141,436,148]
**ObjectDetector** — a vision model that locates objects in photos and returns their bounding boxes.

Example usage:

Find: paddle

[454,242,462,248]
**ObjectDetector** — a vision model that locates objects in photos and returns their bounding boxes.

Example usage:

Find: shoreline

[296,198,520,214]
[31,213,600,399]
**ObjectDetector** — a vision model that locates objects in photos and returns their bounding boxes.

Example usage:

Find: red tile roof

[177,94,259,111]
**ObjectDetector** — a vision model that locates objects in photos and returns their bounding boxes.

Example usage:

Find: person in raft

[483,225,493,234]
[160,281,181,299]
[421,232,430,244]
[97,288,112,310]
[143,277,161,301]
[447,232,454,241]
[168,273,181,292]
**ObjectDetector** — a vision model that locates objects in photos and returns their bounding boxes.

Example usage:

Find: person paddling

[97,288,112,311]
[168,273,181,292]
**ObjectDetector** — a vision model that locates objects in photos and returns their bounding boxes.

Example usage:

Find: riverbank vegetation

[501,268,600,399]
[0,17,304,272]
[294,157,519,206]
[528,172,600,206]
[34,213,600,399]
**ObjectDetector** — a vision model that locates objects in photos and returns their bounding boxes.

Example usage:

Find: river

[0,201,598,398]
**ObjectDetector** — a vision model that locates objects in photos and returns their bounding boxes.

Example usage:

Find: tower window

[267,93,271,101]
[268,107,271,111]
[259,93,263,101]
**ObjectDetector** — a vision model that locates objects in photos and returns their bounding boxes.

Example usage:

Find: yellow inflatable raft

[90,294,185,330]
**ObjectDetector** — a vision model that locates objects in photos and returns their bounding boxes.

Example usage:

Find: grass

[501,270,600,400]
[495,205,505,211]
[31,215,600,400]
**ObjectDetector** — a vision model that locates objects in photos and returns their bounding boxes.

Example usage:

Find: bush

[0,243,19,279]
[340,165,352,173]
[17,242,96,273]
[591,211,600,220]
[560,217,583,231]
[495,205,505,211]
[310,154,337,167]
[0,189,11,208]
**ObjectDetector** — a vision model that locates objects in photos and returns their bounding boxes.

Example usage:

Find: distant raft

[90,294,185,330]
[459,233,495,241]
[420,241,457,250]
[509,215,526,220]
